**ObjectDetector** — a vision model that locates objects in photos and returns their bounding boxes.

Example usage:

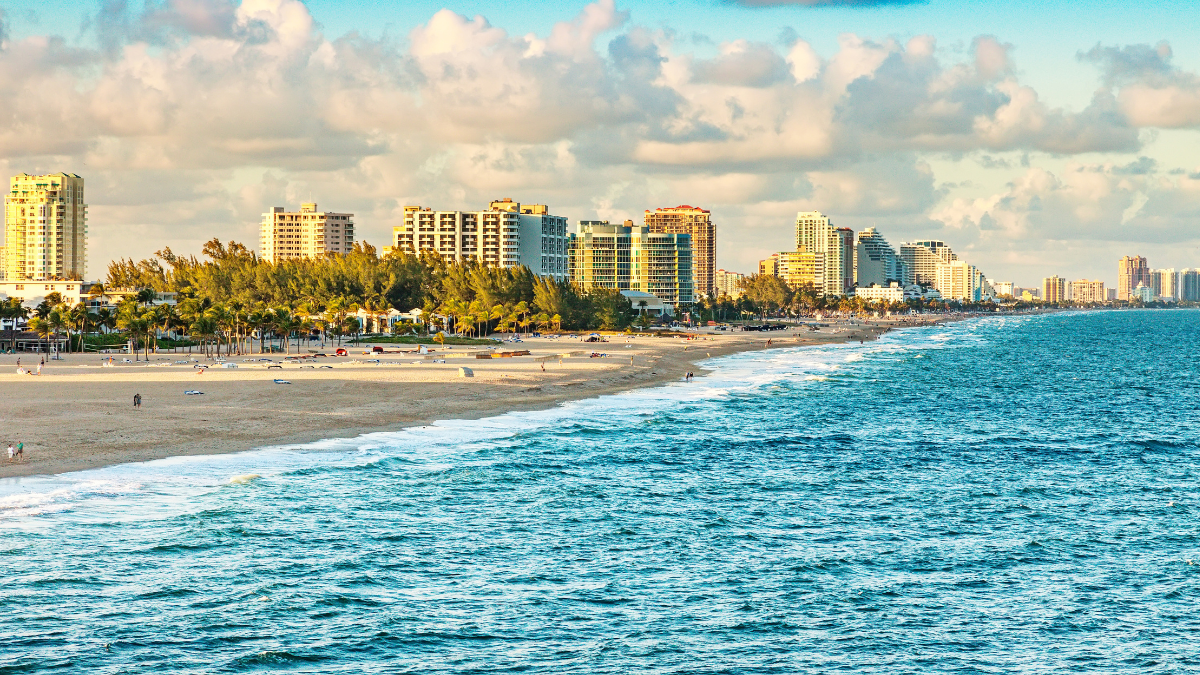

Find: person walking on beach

[133,393,142,409]
[16,441,23,462]
[6,443,12,462]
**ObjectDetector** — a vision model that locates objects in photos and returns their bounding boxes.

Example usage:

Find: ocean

[2,310,1199,673]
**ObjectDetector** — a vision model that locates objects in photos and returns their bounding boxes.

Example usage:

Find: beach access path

[0,317,946,478]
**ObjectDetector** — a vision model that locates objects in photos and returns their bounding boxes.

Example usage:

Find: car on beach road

[336,348,348,356]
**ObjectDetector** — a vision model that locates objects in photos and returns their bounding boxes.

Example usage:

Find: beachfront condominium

[899,240,989,301]
[1117,255,1150,300]
[935,261,986,301]
[795,211,854,296]
[760,250,825,289]
[645,205,714,298]
[4,173,88,281]
[855,227,905,288]
[260,203,354,264]
[1043,276,1066,303]
[1181,269,1200,301]
[390,199,569,280]
[1070,279,1106,304]
[899,240,955,287]
[714,268,746,298]
[1153,269,1178,300]
[568,221,693,307]
[990,281,1015,297]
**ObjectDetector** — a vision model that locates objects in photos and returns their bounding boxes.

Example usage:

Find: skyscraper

[260,203,354,264]
[1118,256,1150,300]
[1181,269,1200,301]
[899,240,955,286]
[855,227,904,287]
[4,173,88,281]
[568,221,694,307]
[794,211,853,296]
[1043,276,1066,303]
[644,206,714,298]
[1154,268,1178,300]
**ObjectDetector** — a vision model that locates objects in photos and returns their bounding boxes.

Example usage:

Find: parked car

[335,348,348,356]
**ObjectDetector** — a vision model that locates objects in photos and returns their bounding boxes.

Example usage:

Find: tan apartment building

[260,203,354,264]
[760,251,824,289]
[1117,255,1150,300]
[714,268,746,298]
[390,199,569,280]
[645,205,714,298]
[568,221,694,307]
[795,211,854,296]
[1070,279,1105,303]
[4,173,88,281]
[1043,275,1066,303]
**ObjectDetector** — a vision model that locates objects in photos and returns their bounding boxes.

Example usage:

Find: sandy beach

[0,318,952,478]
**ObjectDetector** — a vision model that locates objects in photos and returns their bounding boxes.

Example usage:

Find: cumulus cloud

[2,0,1199,279]
[1083,42,1200,128]
[931,160,1200,245]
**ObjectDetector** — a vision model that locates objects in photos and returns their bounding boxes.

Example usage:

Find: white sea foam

[0,320,975,527]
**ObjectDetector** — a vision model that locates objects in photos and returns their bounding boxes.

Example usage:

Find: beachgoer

[36,363,42,375]
[16,442,22,462]
[40,355,44,366]
[6,444,12,461]
[134,393,142,409]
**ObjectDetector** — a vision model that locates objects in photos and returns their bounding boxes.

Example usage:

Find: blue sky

[2,0,1200,284]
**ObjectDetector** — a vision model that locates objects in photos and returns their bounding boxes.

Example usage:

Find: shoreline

[0,316,961,480]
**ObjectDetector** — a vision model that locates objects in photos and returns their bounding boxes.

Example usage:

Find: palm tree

[1,298,29,352]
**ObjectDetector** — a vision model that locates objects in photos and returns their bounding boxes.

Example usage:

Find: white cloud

[1,0,1199,281]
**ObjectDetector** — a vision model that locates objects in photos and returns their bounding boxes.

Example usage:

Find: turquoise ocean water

[2,310,1199,672]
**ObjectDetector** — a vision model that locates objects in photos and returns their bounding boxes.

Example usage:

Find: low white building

[853,283,922,303]
[621,290,670,317]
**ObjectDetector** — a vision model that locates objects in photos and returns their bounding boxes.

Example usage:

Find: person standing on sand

[6,443,12,462]
[36,362,42,375]
[16,441,23,462]
[134,393,142,409]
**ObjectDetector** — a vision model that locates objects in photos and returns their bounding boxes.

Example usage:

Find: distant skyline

[2,0,1200,286]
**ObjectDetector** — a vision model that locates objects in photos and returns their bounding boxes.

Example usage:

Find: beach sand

[0,318,946,478]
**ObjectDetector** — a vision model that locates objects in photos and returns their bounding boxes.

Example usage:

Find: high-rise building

[390,199,569,279]
[1154,268,1178,300]
[855,227,904,287]
[260,203,354,264]
[1070,279,1106,304]
[795,211,853,296]
[936,261,983,301]
[1043,275,1066,303]
[1118,256,1150,300]
[568,221,693,307]
[899,240,955,286]
[714,269,746,298]
[645,206,714,298]
[4,173,88,281]
[1181,269,1200,301]
[990,281,1015,297]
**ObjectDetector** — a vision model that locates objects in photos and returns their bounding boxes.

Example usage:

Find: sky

[2,0,1200,287]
